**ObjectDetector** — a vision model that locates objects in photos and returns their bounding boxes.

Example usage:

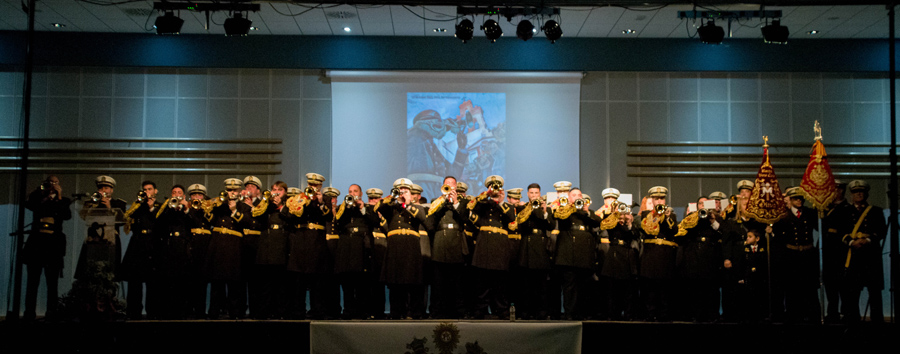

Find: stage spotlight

[455,19,474,43]
[516,20,534,41]
[154,11,184,35]
[482,19,503,42]
[224,13,252,36]
[542,20,562,43]
[762,20,789,44]
[697,20,724,44]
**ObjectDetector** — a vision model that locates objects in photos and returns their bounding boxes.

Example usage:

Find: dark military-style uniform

[376,198,427,318]
[735,241,768,322]
[551,206,603,319]
[675,213,723,322]
[822,199,852,322]
[774,205,820,322]
[254,201,289,319]
[719,216,767,322]
[332,201,380,319]
[840,202,886,322]
[23,189,72,320]
[601,217,640,320]
[155,200,194,319]
[638,210,679,321]
[425,196,469,318]
[187,205,212,317]
[281,197,332,319]
[512,203,552,319]
[468,195,517,318]
[205,201,249,319]
[119,199,162,319]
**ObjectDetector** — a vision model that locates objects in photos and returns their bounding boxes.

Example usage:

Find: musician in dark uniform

[425,176,469,319]
[185,183,212,318]
[320,187,343,318]
[512,183,552,320]
[719,181,767,322]
[675,199,723,322]
[237,175,266,318]
[774,187,820,323]
[597,188,639,320]
[282,173,331,319]
[376,178,428,319]
[76,175,126,279]
[550,182,604,320]
[23,175,71,321]
[638,186,678,321]
[205,178,250,319]
[331,184,379,319]
[467,175,517,319]
[154,184,193,319]
[822,180,851,323]
[254,181,289,319]
[840,180,886,322]
[119,180,162,320]
[365,187,388,319]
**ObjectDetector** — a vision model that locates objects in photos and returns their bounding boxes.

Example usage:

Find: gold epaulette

[641,213,660,236]
[285,195,308,217]
[553,204,575,220]
[335,203,346,220]
[251,199,269,217]
[427,196,446,217]
[508,220,517,231]
[600,211,619,231]
[123,201,141,219]
[674,211,699,237]
[155,200,169,219]
[516,205,534,225]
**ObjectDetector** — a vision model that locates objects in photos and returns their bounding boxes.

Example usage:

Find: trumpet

[40,181,56,191]
[616,201,631,214]
[344,195,358,205]
[168,196,184,209]
[389,187,402,203]
[441,184,453,195]
[729,195,739,206]
[559,196,569,207]
[654,204,668,215]
[304,186,318,198]
[191,199,204,209]
[260,190,272,203]
[698,208,709,219]
[137,190,149,203]
[530,199,542,209]
[487,181,503,194]
[574,198,588,209]
[91,192,108,202]
[217,191,229,204]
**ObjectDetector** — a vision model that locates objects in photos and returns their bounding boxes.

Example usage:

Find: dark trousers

[841,280,884,322]
[24,263,60,320]
[287,272,327,319]
[557,266,591,319]
[190,277,209,318]
[474,268,510,318]
[431,262,465,319]
[607,277,638,320]
[157,275,190,319]
[388,284,425,319]
[209,280,247,319]
[681,278,720,322]
[784,283,820,323]
[256,265,288,319]
[512,268,550,320]
[340,272,366,319]
[640,277,671,321]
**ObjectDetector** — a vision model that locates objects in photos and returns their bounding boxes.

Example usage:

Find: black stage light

[224,13,252,36]
[516,20,534,41]
[481,19,503,42]
[697,20,724,44]
[154,11,184,35]
[762,19,789,44]
[542,20,562,43]
[455,19,474,43]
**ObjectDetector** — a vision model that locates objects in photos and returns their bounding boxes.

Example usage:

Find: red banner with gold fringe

[744,137,788,224]
[798,139,837,217]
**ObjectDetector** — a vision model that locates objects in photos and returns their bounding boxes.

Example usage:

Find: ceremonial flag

[744,136,788,224]
[798,121,837,217]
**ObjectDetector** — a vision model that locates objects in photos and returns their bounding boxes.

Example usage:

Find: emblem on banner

[798,121,837,217]
[405,337,429,354]
[744,136,788,224]
[432,322,461,354]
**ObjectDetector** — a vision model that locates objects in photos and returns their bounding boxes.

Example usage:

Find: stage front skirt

[310,321,582,354]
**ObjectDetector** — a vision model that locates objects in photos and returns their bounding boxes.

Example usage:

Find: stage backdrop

[330,71,582,200]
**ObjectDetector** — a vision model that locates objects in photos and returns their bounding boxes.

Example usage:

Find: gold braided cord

[516,204,533,225]
[251,198,269,217]
[427,196,446,217]
[553,204,576,220]
[675,211,699,237]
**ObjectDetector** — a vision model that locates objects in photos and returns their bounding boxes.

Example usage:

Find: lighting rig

[153,1,261,35]
[677,10,787,44]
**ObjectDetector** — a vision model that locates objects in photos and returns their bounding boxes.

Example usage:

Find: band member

[119,180,162,320]
[205,178,249,319]
[282,173,331,319]
[675,191,723,322]
[456,182,470,200]
[331,184,379,319]
[774,187,820,323]
[23,175,72,321]
[597,188,639,320]
[185,183,212,318]
[154,184,192,319]
[840,180,886,322]
[822,180,852,323]
[286,187,301,198]
[550,182,603,320]
[365,187,388,318]
[254,181,289,319]
[377,178,428,319]
[708,191,726,213]
[240,176,266,318]
[321,186,343,318]
[719,180,767,322]
[409,183,432,314]
[510,183,552,320]
[638,186,679,321]
[425,176,469,319]
[467,175,516,319]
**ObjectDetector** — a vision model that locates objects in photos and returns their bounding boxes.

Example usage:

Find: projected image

[407,92,506,198]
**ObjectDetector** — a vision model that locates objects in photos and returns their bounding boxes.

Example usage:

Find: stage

[2,319,893,354]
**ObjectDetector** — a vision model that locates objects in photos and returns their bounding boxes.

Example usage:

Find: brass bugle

[261,190,272,203]
[137,190,149,203]
[168,196,184,209]
[617,202,631,214]
[41,181,55,191]
[729,195,738,206]
[574,198,586,209]
[91,192,107,202]
[699,208,709,219]
[218,191,228,203]
[441,184,453,195]
[304,186,318,198]
[344,195,358,205]
[559,196,569,207]
[389,187,401,201]
[530,199,542,209]
[191,199,203,209]
[655,204,667,215]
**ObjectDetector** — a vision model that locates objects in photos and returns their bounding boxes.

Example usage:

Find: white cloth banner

[310,321,582,354]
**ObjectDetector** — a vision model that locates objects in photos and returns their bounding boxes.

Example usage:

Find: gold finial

[814,120,822,141]
[762,136,769,148]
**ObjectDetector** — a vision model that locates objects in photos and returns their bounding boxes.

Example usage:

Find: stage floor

[2,318,894,354]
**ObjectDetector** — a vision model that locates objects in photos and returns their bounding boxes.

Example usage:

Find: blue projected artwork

[407,92,506,198]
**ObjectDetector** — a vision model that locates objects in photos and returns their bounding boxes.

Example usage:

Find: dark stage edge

[1,319,894,354]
